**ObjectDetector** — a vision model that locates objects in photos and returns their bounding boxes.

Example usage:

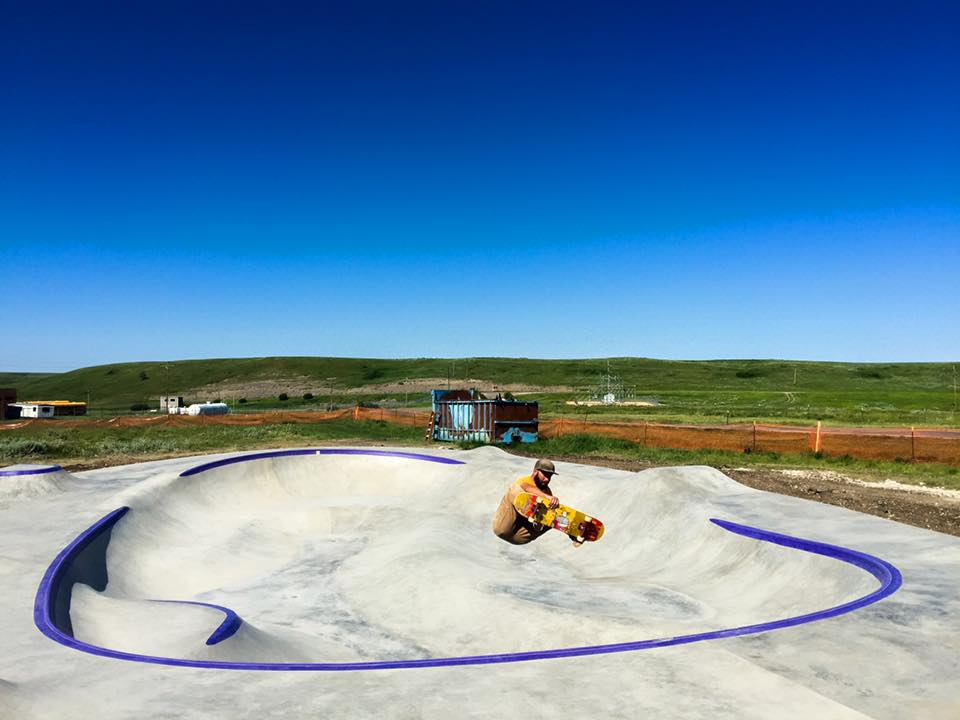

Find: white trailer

[13,404,56,419]
[185,402,229,416]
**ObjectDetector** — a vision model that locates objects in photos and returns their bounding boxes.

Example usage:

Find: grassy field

[2,356,958,428]
[0,419,426,468]
[531,389,960,427]
[2,419,957,490]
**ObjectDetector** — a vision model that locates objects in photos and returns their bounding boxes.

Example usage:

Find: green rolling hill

[1,357,958,427]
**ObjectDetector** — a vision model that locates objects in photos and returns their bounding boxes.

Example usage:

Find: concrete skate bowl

[34,448,901,671]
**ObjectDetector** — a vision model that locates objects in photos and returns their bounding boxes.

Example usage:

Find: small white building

[11,403,56,419]
[161,396,184,412]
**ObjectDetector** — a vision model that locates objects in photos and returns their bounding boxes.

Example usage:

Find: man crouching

[492,459,560,545]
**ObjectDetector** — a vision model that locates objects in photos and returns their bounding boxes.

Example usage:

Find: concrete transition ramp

[0,464,77,502]
[5,447,960,718]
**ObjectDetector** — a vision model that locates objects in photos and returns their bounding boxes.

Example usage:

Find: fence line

[538,417,960,465]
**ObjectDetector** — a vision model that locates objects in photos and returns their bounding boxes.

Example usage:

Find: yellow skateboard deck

[513,491,604,542]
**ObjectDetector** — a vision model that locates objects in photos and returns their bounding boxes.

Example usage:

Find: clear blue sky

[3,1,958,371]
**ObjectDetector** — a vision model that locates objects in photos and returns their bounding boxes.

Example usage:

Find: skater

[492,459,561,545]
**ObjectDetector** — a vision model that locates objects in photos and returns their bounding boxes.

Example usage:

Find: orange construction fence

[4,408,959,465]
[539,418,960,465]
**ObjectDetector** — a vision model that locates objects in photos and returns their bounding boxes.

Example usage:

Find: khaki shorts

[492,495,550,545]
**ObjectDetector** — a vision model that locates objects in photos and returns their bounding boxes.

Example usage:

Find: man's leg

[493,505,537,544]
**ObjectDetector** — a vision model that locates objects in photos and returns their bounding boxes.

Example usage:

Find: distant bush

[362,366,384,381]
[105,369,116,375]
[0,436,69,459]
[279,393,289,401]
[138,371,149,381]
[239,398,247,404]
[303,393,314,400]
[130,403,150,412]
[856,368,884,379]
[503,391,515,400]
[735,369,762,379]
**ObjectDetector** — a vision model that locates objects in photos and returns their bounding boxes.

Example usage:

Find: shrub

[362,366,384,380]
[0,436,69,459]
[279,393,289,401]
[303,393,314,400]
[139,371,149,381]
[130,403,150,412]
[239,398,247,404]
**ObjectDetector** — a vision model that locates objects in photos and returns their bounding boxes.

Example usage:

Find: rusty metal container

[431,390,538,443]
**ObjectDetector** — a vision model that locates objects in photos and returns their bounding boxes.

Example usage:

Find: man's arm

[518,480,559,509]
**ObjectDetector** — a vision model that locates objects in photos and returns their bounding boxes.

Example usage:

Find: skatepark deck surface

[2,447,958,718]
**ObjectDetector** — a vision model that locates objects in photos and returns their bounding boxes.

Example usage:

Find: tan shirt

[492,475,552,539]
[505,475,535,504]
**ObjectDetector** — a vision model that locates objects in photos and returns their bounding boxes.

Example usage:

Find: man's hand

[547,496,560,509]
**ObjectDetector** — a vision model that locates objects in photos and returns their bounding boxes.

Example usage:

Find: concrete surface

[1,446,957,718]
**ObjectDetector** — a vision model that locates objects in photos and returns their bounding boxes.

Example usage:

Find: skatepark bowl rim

[31,448,903,671]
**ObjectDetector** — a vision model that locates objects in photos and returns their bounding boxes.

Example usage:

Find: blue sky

[2,1,958,371]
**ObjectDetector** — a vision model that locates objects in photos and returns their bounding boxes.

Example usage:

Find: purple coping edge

[1,464,63,477]
[34,452,902,672]
[32,506,238,647]
[152,600,243,646]
[179,448,464,477]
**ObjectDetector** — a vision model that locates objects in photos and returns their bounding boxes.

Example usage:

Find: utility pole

[162,363,171,412]
[953,364,958,411]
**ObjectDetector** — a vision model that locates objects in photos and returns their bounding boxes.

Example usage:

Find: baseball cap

[534,459,557,475]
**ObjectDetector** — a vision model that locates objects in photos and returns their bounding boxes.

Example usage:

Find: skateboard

[513,491,604,542]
